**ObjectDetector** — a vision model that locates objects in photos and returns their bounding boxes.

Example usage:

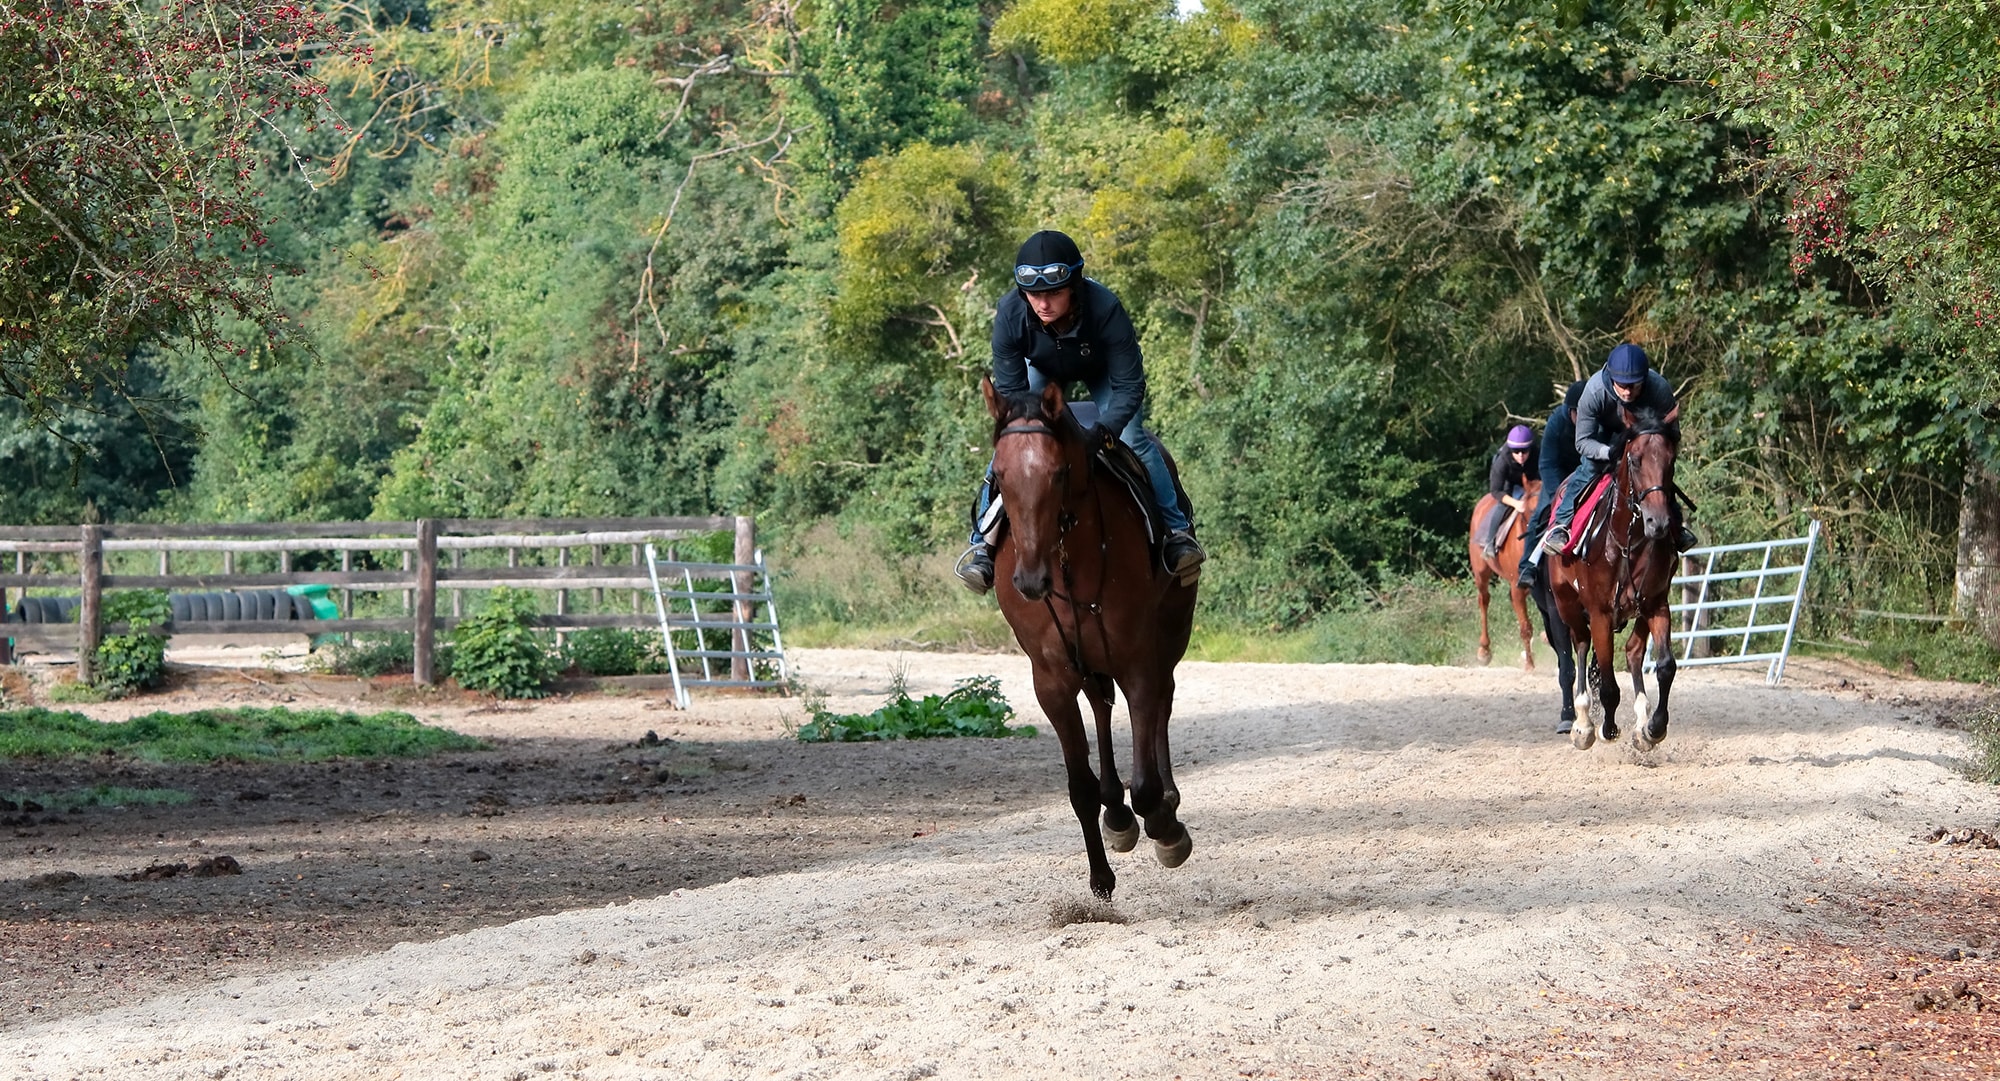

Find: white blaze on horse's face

[997,427,1070,602]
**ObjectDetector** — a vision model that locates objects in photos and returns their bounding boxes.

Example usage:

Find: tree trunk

[1956,456,2000,648]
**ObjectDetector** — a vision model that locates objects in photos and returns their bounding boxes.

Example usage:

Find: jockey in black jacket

[956,230,1204,593]
[1517,378,1586,587]
[1477,424,1539,559]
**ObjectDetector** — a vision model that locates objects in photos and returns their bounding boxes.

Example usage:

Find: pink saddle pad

[1559,473,1612,555]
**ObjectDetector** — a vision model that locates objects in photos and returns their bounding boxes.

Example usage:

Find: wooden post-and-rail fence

[0,516,782,693]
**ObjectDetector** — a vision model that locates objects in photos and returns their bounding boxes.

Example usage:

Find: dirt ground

[3,646,1998,1080]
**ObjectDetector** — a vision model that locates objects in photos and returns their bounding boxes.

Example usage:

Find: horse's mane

[991,390,1073,444]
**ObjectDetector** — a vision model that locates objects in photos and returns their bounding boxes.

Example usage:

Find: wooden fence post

[78,524,103,683]
[733,515,755,682]
[414,519,438,685]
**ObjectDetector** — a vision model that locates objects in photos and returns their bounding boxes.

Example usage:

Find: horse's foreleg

[1124,676,1192,869]
[1634,606,1676,751]
[1592,614,1621,743]
[1087,674,1138,852]
[1508,578,1536,672]
[1033,675,1116,899]
[1624,624,1651,742]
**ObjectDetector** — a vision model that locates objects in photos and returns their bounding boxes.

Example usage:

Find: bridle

[994,416,1114,680]
[1610,429,1679,614]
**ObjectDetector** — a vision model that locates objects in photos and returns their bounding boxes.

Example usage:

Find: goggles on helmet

[1014,261,1082,290]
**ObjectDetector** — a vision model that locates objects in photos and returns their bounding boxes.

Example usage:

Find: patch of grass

[315,633,421,678]
[44,680,106,704]
[1188,578,1498,666]
[0,707,486,762]
[776,524,1015,652]
[2,785,191,813]
[1842,624,2000,684]
[796,675,1034,742]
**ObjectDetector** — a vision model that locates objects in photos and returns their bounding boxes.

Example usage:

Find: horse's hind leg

[1474,564,1494,665]
[1569,631,1597,750]
[1508,578,1536,672]
[1033,674,1117,899]
[1088,674,1138,852]
[1125,676,1192,868]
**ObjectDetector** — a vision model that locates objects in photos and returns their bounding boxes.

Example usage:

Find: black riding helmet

[1014,230,1083,293]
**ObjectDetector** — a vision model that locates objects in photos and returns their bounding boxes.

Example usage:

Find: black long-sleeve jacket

[990,279,1145,435]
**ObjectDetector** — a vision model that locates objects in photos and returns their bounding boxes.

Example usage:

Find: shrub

[450,588,556,698]
[796,675,1033,742]
[561,627,660,676]
[93,590,171,698]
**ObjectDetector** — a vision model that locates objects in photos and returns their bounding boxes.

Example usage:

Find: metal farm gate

[1649,520,1822,685]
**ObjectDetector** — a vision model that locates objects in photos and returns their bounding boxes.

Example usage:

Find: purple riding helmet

[1506,424,1534,449]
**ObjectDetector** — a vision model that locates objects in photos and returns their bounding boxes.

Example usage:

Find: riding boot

[954,543,994,594]
[1677,525,1699,553]
[1164,530,1206,576]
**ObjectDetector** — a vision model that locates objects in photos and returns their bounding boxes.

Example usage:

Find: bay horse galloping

[1467,477,1543,670]
[1547,406,1682,752]
[982,377,1199,900]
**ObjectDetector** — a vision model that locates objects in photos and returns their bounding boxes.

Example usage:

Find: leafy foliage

[0,0,356,414]
[0,706,485,762]
[448,588,557,698]
[795,674,1033,741]
[93,589,172,698]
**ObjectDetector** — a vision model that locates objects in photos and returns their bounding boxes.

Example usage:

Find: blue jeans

[971,366,1191,544]
[1551,455,1609,535]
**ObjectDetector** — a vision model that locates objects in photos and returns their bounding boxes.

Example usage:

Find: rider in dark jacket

[956,230,1204,593]
[1477,424,1539,558]
[1517,379,1585,586]
[1544,342,1693,554]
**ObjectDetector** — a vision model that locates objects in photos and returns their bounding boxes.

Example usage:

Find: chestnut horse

[1547,407,1682,752]
[1467,478,1542,670]
[982,377,1199,900]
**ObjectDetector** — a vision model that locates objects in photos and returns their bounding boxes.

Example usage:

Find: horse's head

[983,377,1083,601]
[1620,404,1681,543]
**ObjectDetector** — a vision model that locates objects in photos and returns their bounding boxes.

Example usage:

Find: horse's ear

[1040,380,1066,415]
[1663,404,1680,426]
[981,377,1003,421]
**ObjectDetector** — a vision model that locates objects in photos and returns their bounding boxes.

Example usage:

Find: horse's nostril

[1014,571,1050,599]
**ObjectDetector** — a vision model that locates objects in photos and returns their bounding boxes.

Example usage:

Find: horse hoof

[1554,717,1573,735]
[1570,716,1596,750]
[1602,716,1620,742]
[1102,810,1140,853]
[1091,872,1116,900]
[1477,647,1492,666]
[1154,828,1193,868]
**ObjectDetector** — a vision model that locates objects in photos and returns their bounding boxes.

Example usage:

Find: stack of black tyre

[169,591,317,623]
[7,596,81,623]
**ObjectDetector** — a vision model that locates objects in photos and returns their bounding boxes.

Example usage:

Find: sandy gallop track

[8,650,1997,1080]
